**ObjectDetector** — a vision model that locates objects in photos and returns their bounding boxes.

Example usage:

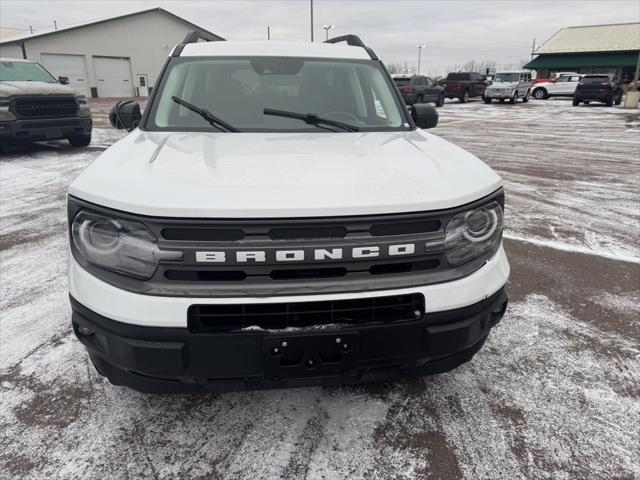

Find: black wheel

[522,90,529,103]
[483,97,492,104]
[533,88,547,100]
[436,94,445,107]
[510,92,518,104]
[584,101,590,105]
[416,95,423,104]
[68,134,91,147]
[459,90,469,103]
[572,98,580,106]
[615,93,622,105]
[606,96,613,107]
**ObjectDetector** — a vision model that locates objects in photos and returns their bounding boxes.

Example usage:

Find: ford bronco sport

[68,33,510,393]
[0,57,92,147]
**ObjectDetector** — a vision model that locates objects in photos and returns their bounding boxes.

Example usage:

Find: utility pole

[310,0,314,42]
[530,37,536,60]
[267,26,270,40]
[416,44,426,75]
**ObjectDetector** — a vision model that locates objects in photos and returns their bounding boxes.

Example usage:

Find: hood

[0,80,81,97]
[488,81,518,88]
[69,130,502,218]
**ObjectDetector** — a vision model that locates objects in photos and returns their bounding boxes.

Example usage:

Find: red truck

[439,72,488,103]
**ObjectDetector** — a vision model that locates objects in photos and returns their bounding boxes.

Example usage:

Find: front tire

[436,94,445,107]
[459,90,469,103]
[572,98,580,106]
[483,97,492,104]
[533,88,547,100]
[522,90,529,103]
[510,91,518,104]
[68,134,91,147]
[615,93,622,105]
[606,96,613,107]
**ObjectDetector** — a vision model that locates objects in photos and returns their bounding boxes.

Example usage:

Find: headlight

[71,211,182,279]
[444,201,503,266]
[76,95,88,104]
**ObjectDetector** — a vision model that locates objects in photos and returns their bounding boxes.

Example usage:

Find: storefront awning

[524,51,639,69]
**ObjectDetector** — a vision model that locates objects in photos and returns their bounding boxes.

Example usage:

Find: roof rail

[324,34,378,60]
[172,30,225,57]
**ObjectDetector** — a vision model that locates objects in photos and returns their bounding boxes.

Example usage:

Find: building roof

[0,7,223,45]
[535,23,640,54]
[180,40,371,60]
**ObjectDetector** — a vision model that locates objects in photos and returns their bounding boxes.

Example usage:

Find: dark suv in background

[393,75,445,107]
[439,72,488,103]
[573,74,623,106]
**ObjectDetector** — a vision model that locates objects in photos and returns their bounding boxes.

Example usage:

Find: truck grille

[12,96,78,119]
[188,293,424,332]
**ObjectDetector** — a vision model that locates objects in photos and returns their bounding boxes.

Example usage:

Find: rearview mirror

[58,76,69,85]
[411,104,438,129]
[109,100,141,131]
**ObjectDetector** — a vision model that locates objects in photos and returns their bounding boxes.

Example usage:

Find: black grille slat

[162,228,245,241]
[188,293,424,332]
[12,96,78,119]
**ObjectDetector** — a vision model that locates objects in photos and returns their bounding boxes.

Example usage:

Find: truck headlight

[71,211,182,279]
[444,201,503,266]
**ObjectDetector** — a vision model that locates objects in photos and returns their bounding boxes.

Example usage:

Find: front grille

[12,96,78,119]
[68,189,504,297]
[188,293,424,332]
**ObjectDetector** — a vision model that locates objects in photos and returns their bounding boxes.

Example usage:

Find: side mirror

[109,100,141,131]
[411,104,438,129]
[58,76,69,85]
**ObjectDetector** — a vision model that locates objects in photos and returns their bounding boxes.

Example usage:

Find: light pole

[416,44,426,75]
[323,24,335,41]
[310,0,314,42]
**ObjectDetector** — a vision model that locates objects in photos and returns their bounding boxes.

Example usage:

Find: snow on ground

[1,99,639,479]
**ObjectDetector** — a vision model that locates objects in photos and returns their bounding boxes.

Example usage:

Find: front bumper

[484,91,514,99]
[71,287,508,393]
[0,116,91,144]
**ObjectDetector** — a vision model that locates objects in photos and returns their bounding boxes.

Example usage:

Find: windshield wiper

[171,96,239,132]
[263,108,359,132]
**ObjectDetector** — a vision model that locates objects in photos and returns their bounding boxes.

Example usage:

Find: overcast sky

[1,0,638,74]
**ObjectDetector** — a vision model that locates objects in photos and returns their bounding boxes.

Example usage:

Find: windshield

[0,61,56,82]
[493,73,520,82]
[582,76,611,84]
[446,73,470,81]
[149,57,407,132]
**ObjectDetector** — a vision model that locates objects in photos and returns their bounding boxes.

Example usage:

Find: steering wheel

[322,111,361,123]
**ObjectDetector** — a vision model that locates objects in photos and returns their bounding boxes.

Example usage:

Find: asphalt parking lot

[1,97,639,479]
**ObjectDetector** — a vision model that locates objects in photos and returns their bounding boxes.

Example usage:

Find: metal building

[0,8,223,97]
[524,23,640,84]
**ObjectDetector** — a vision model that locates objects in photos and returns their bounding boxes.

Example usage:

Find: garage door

[93,56,133,97]
[40,53,90,97]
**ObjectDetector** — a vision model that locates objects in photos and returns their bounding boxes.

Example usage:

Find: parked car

[483,71,532,104]
[0,57,92,146]
[67,32,509,393]
[531,71,579,86]
[531,73,583,100]
[439,72,488,103]
[573,74,623,106]
[392,75,445,107]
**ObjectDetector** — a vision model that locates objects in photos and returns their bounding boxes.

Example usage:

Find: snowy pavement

[1,98,639,479]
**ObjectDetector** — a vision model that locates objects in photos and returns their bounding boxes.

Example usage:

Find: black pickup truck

[439,72,488,103]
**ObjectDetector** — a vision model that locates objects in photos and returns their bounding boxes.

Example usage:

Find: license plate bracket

[263,332,359,380]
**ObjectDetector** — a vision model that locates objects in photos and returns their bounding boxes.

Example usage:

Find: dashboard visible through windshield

[148,56,410,132]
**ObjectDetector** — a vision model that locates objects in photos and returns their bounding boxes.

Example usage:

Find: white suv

[532,72,583,100]
[483,71,532,104]
[67,33,510,393]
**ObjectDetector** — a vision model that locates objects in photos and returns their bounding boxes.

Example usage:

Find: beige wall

[0,11,213,96]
